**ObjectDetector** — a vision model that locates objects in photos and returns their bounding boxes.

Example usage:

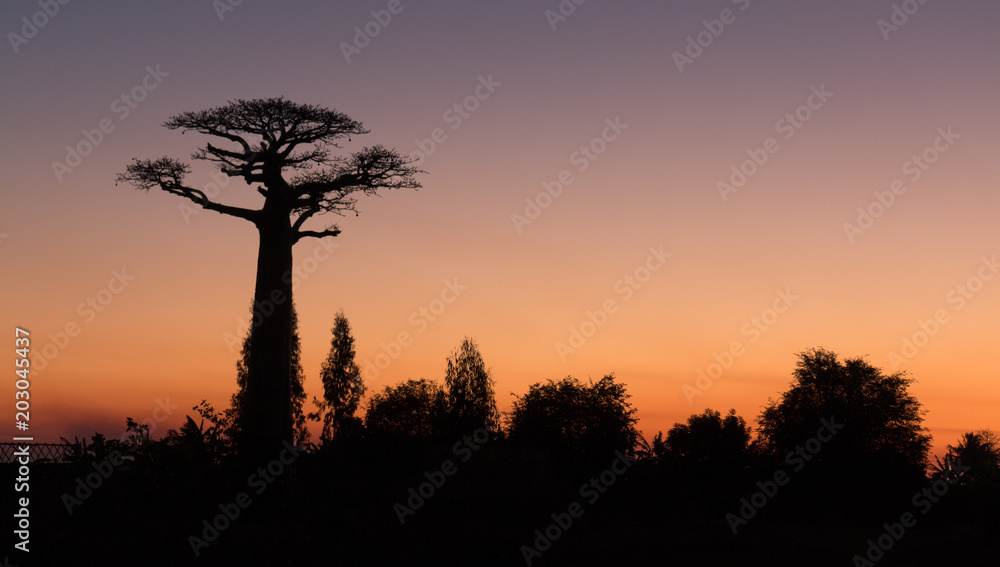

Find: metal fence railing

[0,442,74,464]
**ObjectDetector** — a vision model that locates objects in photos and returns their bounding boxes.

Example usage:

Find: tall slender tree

[311,310,365,443]
[117,98,420,462]
[444,337,499,433]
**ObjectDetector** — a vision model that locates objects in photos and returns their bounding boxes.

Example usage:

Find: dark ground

[6,441,998,566]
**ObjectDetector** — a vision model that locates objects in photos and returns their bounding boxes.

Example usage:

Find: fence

[0,442,74,463]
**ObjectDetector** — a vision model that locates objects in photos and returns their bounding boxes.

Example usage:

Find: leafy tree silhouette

[506,374,638,465]
[756,348,932,513]
[444,337,499,433]
[60,432,116,465]
[164,416,220,468]
[655,408,752,471]
[651,408,754,514]
[365,379,449,440]
[932,429,999,488]
[189,400,236,459]
[309,310,365,443]
[758,348,931,464]
[117,98,421,462]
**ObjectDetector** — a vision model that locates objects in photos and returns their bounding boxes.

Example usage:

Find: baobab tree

[117,97,421,463]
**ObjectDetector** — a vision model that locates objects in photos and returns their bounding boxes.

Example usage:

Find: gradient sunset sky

[2,0,997,457]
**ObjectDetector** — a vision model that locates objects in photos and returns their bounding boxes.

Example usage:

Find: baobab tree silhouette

[117,97,421,464]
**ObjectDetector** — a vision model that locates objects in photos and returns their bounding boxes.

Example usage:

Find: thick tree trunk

[241,204,294,466]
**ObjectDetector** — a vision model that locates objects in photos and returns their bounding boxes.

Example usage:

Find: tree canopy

[757,348,932,472]
[506,374,639,462]
[311,310,365,443]
[118,97,421,242]
[934,429,999,488]
[654,408,752,471]
[365,379,448,440]
[444,337,499,433]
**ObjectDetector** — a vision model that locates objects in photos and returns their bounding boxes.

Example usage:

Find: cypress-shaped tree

[311,310,365,443]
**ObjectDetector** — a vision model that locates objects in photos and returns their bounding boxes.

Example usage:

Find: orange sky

[1,0,998,459]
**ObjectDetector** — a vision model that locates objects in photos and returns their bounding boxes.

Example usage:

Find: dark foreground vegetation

[85,98,999,565]
[9,340,999,566]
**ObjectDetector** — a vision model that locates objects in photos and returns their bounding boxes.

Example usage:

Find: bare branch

[289,145,422,213]
[291,207,319,233]
[116,157,261,223]
[294,227,341,244]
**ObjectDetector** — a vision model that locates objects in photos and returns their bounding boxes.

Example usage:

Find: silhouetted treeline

[21,340,999,566]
